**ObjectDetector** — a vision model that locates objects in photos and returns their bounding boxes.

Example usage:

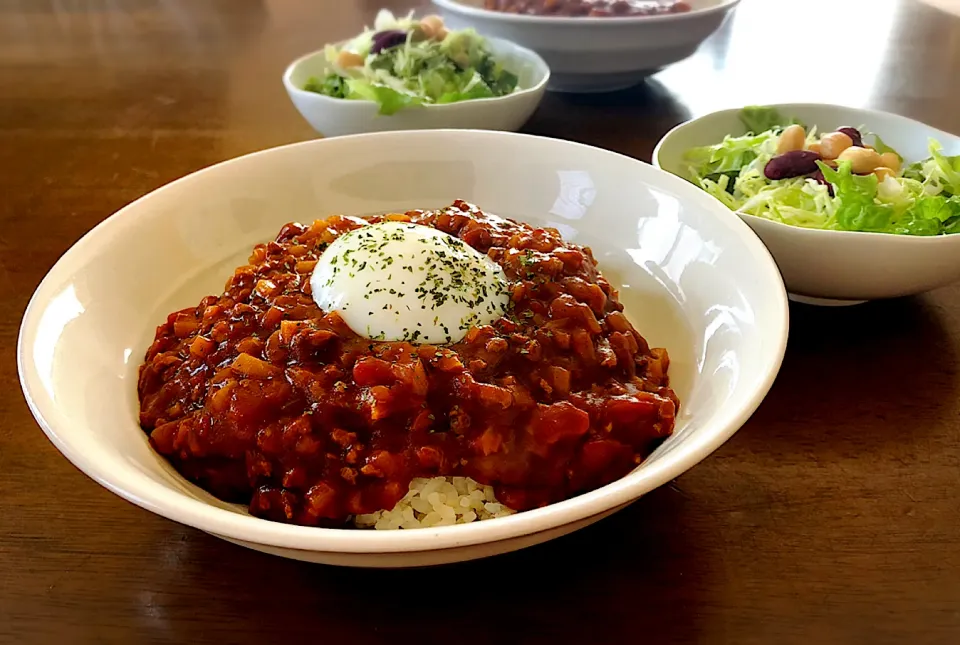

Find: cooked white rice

[354,476,514,530]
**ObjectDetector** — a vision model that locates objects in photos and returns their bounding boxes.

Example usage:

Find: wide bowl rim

[652,101,960,242]
[430,0,741,25]
[282,36,551,112]
[18,129,789,555]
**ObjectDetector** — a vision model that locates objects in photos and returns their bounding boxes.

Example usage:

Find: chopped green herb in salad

[680,106,960,236]
[303,10,520,116]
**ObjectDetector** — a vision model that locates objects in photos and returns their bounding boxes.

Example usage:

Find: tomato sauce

[138,201,678,526]
[483,0,693,17]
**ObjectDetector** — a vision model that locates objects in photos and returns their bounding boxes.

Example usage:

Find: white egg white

[310,221,510,344]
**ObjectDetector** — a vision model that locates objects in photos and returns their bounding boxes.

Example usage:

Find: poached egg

[310,221,510,344]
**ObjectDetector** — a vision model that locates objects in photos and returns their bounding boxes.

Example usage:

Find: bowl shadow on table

[746,295,958,453]
[523,78,692,161]
[162,487,710,644]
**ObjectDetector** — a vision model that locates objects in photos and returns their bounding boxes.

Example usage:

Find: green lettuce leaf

[682,131,777,182]
[304,74,348,98]
[902,141,960,197]
[818,161,896,232]
[818,156,960,235]
[441,28,488,69]
[739,106,801,134]
[345,80,420,115]
[929,141,960,195]
[477,57,519,96]
[910,194,960,235]
[437,79,495,103]
[871,134,902,160]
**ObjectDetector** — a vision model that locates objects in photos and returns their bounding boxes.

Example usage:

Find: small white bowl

[283,37,549,137]
[18,130,787,567]
[432,0,740,93]
[654,103,960,304]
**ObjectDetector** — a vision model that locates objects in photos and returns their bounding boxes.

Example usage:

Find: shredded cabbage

[302,10,519,116]
[680,107,960,236]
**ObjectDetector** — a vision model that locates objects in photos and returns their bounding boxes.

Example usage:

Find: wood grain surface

[3,1,960,643]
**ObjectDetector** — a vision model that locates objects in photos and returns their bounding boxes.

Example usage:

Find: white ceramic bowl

[18,130,788,567]
[432,0,739,93]
[283,37,549,137]
[654,103,960,304]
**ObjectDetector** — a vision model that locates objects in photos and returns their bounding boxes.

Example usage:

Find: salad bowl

[283,14,549,138]
[654,103,960,304]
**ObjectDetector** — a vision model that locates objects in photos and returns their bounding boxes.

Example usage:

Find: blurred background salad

[304,10,519,115]
[681,107,960,236]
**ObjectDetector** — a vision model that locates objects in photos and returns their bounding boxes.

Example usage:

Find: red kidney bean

[371,30,407,54]
[764,150,822,180]
[836,127,863,148]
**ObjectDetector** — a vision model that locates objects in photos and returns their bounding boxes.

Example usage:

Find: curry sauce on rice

[138,200,678,528]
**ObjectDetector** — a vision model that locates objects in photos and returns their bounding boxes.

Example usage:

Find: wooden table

[3,0,960,643]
